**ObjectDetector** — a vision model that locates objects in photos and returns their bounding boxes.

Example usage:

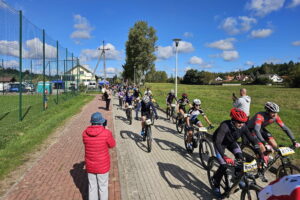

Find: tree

[123,21,157,85]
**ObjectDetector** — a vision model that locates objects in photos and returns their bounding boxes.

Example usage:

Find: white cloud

[106,67,117,74]
[220,50,239,61]
[292,41,300,46]
[70,14,94,43]
[156,46,173,60]
[287,0,300,7]
[3,60,19,68]
[220,16,257,35]
[250,29,273,38]
[79,43,121,62]
[183,32,193,38]
[246,0,285,17]
[156,41,195,60]
[207,38,236,50]
[176,41,195,53]
[0,38,56,59]
[245,61,255,66]
[189,56,203,65]
[201,63,213,68]
[184,66,192,72]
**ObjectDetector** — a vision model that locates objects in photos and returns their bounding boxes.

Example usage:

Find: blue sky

[2,0,300,77]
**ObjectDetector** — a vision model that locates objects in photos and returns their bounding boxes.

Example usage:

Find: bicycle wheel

[184,130,194,153]
[276,163,300,178]
[171,109,176,124]
[199,138,214,170]
[147,126,152,153]
[129,109,132,125]
[166,107,170,119]
[176,117,183,133]
[240,184,261,200]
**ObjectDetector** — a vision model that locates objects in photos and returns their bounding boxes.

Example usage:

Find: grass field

[0,94,94,179]
[144,83,300,151]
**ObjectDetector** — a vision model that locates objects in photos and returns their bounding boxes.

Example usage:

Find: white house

[269,74,283,83]
[215,76,223,81]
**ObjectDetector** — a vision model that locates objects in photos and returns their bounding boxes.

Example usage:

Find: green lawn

[145,83,300,149]
[0,94,93,179]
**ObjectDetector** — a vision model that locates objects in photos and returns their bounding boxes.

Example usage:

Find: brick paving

[1,94,120,200]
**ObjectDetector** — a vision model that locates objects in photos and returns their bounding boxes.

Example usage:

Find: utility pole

[99,41,110,80]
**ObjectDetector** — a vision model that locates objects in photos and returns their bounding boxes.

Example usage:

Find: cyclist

[140,95,158,137]
[166,89,177,107]
[124,89,134,108]
[247,102,300,153]
[177,93,192,121]
[259,174,300,200]
[211,108,264,198]
[133,88,143,120]
[185,99,214,149]
[144,88,153,98]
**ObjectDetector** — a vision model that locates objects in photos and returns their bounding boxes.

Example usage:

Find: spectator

[104,86,112,110]
[232,88,251,117]
[82,112,116,200]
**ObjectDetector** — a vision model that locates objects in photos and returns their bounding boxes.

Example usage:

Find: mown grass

[0,94,93,180]
[144,83,300,158]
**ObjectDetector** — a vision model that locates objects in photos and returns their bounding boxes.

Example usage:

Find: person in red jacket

[82,112,116,200]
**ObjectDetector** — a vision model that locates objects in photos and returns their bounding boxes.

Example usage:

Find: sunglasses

[234,120,245,124]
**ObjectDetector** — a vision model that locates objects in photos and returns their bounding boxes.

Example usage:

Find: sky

[1,0,300,77]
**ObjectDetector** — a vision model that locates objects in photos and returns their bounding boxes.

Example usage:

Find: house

[269,74,283,83]
[65,65,97,84]
[224,75,235,81]
[235,74,251,82]
[215,76,223,81]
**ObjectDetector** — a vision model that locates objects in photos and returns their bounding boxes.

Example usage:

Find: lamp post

[173,38,181,97]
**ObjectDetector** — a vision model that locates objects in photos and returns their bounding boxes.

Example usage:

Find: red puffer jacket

[82,125,116,174]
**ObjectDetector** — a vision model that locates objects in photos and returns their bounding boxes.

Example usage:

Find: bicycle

[143,118,153,152]
[175,113,188,133]
[125,105,133,125]
[207,157,262,199]
[241,144,300,180]
[166,103,177,124]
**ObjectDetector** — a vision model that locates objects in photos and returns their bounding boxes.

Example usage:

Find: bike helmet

[230,108,248,122]
[182,93,188,98]
[142,95,150,104]
[144,90,152,96]
[265,102,280,113]
[170,89,175,94]
[193,99,201,106]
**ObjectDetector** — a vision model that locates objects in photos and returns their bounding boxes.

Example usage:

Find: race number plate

[171,104,176,107]
[279,147,295,156]
[128,105,133,109]
[197,127,208,132]
[145,119,152,125]
[184,114,189,118]
[243,160,257,172]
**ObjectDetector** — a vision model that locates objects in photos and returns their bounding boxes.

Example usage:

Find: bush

[252,77,272,85]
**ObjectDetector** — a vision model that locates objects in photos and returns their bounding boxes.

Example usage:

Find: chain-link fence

[0,1,79,125]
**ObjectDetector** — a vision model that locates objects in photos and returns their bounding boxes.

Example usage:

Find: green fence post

[30,60,32,84]
[64,59,66,93]
[43,29,45,111]
[71,53,74,92]
[66,48,68,93]
[19,10,23,121]
[76,57,79,92]
[56,40,59,104]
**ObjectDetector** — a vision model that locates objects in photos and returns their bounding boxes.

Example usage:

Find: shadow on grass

[157,162,213,199]
[21,106,32,120]
[70,161,88,200]
[0,112,10,121]
[120,130,148,153]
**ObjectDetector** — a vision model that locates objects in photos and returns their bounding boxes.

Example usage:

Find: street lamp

[173,38,181,98]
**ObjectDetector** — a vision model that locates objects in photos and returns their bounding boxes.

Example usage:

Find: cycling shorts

[141,111,150,119]
[215,142,242,165]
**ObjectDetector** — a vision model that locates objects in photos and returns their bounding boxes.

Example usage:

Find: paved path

[113,97,241,200]
[1,94,120,200]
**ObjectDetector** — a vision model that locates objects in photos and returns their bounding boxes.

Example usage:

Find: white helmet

[142,95,150,104]
[144,90,152,96]
[193,99,201,106]
[265,102,280,113]
[170,89,174,94]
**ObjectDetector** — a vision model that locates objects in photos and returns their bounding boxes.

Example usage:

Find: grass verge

[0,94,94,180]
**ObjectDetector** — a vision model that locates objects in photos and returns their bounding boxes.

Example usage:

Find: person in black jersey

[140,95,158,136]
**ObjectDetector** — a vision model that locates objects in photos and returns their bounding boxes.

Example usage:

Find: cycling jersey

[247,112,295,143]
[213,120,260,158]
[187,108,205,125]
[177,98,190,112]
[141,101,157,118]
[133,90,142,98]
[259,174,300,200]
[125,95,134,105]
[166,93,177,104]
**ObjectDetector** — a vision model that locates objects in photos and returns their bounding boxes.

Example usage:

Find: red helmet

[182,93,188,98]
[230,108,247,122]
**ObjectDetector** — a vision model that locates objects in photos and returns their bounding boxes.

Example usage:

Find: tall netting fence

[0,0,79,130]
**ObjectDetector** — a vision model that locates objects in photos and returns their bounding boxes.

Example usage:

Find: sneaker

[135,117,139,120]
[140,131,145,136]
[258,171,268,182]
[213,187,222,199]
[187,143,193,150]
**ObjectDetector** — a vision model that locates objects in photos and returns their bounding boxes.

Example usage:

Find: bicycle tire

[171,108,176,124]
[166,107,170,120]
[176,117,184,133]
[129,109,132,125]
[199,138,214,170]
[147,126,152,153]
[240,184,261,200]
[184,129,194,153]
[276,163,300,178]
